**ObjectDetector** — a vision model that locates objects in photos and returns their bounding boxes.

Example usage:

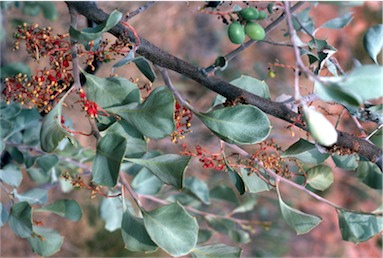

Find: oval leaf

[332,153,359,170]
[28,226,64,256]
[192,244,242,258]
[196,105,271,145]
[356,161,382,189]
[185,177,210,205]
[363,24,383,64]
[69,10,123,42]
[107,87,175,139]
[14,188,48,205]
[121,211,158,253]
[133,56,157,82]
[84,73,141,108]
[0,203,9,227]
[100,196,123,231]
[92,133,127,187]
[132,168,163,195]
[319,12,353,30]
[277,186,322,234]
[40,91,75,152]
[36,199,82,221]
[0,164,22,187]
[338,209,383,243]
[126,154,190,190]
[9,201,33,238]
[281,139,329,164]
[240,168,272,193]
[210,185,238,204]
[306,165,334,191]
[143,202,198,256]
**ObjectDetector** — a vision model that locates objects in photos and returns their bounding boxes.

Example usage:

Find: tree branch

[65,1,382,169]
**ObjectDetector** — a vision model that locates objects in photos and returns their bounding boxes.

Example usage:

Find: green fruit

[257,10,267,20]
[228,21,245,44]
[239,7,259,20]
[244,22,265,41]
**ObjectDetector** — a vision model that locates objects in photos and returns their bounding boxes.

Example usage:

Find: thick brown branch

[66,1,382,168]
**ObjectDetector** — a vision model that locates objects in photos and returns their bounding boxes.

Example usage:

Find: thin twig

[125,1,157,20]
[67,4,81,90]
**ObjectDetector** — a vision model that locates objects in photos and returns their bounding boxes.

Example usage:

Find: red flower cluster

[171,101,193,143]
[181,144,226,170]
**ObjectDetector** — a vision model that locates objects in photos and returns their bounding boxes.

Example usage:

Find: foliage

[0,1,382,257]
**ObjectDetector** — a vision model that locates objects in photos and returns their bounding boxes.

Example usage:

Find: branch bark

[66,1,382,169]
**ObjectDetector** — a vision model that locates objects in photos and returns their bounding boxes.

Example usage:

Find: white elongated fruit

[303,105,338,146]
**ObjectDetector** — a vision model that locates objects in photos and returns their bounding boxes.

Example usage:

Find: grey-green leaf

[196,105,271,145]
[121,211,158,253]
[84,73,141,108]
[192,244,242,258]
[281,139,329,164]
[40,94,75,152]
[126,154,190,190]
[356,161,382,189]
[185,177,210,205]
[277,186,322,234]
[0,62,31,79]
[143,202,198,256]
[133,56,157,82]
[69,10,122,42]
[0,164,22,187]
[9,201,33,238]
[338,209,383,243]
[212,75,271,107]
[14,188,48,205]
[332,153,359,170]
[0,203,9,227]
[28,226,64,256]
[210,185,238,204]
[319,12,353,30]
[306,165,334,191]
[92,133,127,187]
[240,168,272,193]
[37,199,82,221]
[132,167,163,195]
[363,24,383,64]
[100,196,123,231]
[107,86,175,139]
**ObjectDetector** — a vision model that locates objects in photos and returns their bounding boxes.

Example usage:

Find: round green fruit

[239,7,259,20]
[244,22,265,41]
[228,21,245,44]
[257,10,267,20]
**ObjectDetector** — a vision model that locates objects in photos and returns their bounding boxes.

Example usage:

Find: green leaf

[318,12,353,30]
[306,165,334,191]
[84,73,141,108]
[240,168,272,193]
[26,167,51,185]
[36,154,59,172]
[0,101,21,119]
[104,120,147,158]
[132,167,163,195]
[212,75,271,107]
[0,62,31,79]
[356,161,382,189]
[363,24,383,64]
[40,92,75,152]
[121,211,158,253]
[197,229,212,244]
[210,185,238,204]
[0,203,9,227]
[92,133,127,187]
[143,202,198,256]
[39,2,58,20]
[277,185,322,234]
[205,217,250,244]
[338,209,383,243]
[69,10,123,42]
[126,154,190,190]
[107,87,175,139]
[9,201,33,238]
[231,196,257,214]
[196,105,271,145]
[0,119,12,138]
[99,196,123,231]
[281,139,329,164]
[292,7,315,34]
[335,65,383,102]
[192,244,242,258]
[36,200,82,221]
[228,169,246,195]
[332,153,359,170]
[28,226,64,256]
[0,164,22,187]
[314,81,361,107]
[133,56,157,82]
[14,188,48,205]
[185,177,210,205]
